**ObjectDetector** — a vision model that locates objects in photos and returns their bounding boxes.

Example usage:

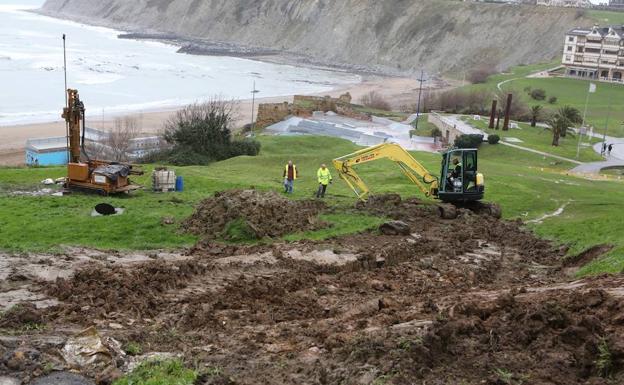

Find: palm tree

[558,105,582,138]
[530,105,542,127]
[547,106,582,146]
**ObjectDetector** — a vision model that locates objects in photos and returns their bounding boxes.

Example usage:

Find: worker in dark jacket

[283,160,297,194]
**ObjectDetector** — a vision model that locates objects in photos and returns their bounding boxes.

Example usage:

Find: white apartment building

[562,25,624,82]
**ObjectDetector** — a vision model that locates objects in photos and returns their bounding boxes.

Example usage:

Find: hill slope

[41,0,590,75]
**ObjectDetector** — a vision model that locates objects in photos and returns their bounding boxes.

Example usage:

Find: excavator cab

[438,149,484,202]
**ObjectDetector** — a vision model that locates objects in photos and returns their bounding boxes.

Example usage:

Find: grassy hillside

[501,76,624,138]
[588,9,624,25]
[462,116,603,162]
[0,135,623,275]
[456,60,624,138]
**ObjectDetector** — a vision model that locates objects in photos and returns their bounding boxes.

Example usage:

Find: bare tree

[360,91,392,111]
[106,117,141,162]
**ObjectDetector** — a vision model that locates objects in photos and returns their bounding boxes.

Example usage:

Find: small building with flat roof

[25,137,68,166]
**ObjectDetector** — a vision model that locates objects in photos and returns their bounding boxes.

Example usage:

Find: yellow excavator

[333,143,501,219]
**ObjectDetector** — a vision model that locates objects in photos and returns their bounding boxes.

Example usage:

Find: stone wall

[256,93,366,128]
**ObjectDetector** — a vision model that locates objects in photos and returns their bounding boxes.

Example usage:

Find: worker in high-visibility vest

[316,163,333,198]
[283,160,298,194]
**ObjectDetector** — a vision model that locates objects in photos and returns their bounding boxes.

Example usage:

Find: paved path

[568,130,624,173]
[447,115,584,164]
[499,142,583,165]
[497,78,518,91]
[571,158,624,174]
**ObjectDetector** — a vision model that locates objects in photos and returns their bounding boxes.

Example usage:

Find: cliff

[40,0,590,75]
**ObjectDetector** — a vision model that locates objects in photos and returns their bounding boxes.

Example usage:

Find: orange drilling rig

[63,88,143,195]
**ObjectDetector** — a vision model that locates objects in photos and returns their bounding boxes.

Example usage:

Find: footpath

[449,114,624,174]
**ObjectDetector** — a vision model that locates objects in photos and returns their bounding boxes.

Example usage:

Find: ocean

[0,0,360,126]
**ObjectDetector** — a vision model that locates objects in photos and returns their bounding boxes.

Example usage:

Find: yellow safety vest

[317,167,332,185]
[284,164,297,180]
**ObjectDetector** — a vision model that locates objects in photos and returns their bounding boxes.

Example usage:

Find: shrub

[468,66,496,84]
[487,134,500,145]
[454,134,484,149]
[360,91,392,111]
[144,99,261,166]
[548,96,558,104]
[431,127,442,137]
[530,89,546,101]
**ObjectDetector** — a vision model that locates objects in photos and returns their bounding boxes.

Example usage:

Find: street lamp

[413,70,427,131]
[250,81,260,136]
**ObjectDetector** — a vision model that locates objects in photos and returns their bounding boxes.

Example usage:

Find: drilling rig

[63,88,143,195]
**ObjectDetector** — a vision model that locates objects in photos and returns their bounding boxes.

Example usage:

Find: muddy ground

[1,195,623,385]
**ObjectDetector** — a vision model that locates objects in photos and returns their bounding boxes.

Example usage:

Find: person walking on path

[602,142,607,156]
[283,160,298,194]
[316,163,333,198]
[608,144,613,157]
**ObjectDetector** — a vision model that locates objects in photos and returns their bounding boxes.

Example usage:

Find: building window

[565,55,572,61]
[567,46,573,51]
[568,36,574,42]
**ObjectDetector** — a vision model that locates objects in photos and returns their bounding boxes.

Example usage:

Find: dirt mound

[0,303,45,329]
[46,260,207,321]
[182,189,328,240]
[331,289,624,385]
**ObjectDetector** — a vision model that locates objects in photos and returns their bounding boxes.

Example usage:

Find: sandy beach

[0,75,448,166]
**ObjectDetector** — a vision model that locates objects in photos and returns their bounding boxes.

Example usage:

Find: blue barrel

[175,176,184,192]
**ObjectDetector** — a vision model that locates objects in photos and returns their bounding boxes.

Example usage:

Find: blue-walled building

[26,137,68,166]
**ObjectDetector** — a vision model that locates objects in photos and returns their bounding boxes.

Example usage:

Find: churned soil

[182,189,328,240]
[1,193,622,384]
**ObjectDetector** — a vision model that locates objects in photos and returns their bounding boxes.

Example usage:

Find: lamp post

[250,81,260,136]
[414,70,426,131]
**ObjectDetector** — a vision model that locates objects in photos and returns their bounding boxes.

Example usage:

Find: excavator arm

[332,143,440,200]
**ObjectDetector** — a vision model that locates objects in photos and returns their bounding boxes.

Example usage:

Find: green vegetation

[500,76,624,138]
[144,100,260,165]
[1,135,623,275]
[463,116,603,162]
[124,341,143,356]
[595,337,613,378]
[410,114,440,137]
[455,60,624,138]
[588,9,624,25]
[112,359,196,385]
[457,61,560,93]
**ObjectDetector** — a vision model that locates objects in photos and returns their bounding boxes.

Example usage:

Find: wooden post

[503,93,512,131]
[489,100,497,129]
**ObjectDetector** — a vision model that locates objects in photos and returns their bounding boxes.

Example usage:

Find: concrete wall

[428,113,462,145]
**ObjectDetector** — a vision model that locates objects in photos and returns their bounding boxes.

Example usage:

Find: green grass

[113,359,196,385]
[463,116,604,162]
[1,135,623,275]
[588,9,624,25]
[283,213,385,242]
[457,61,560,91]
[455,59,624,138]
[601,166,624,177]
[500,76,624,138]
[410,114,440,137]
